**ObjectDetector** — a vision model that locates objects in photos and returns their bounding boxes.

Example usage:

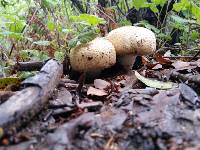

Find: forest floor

[0,54,200,150]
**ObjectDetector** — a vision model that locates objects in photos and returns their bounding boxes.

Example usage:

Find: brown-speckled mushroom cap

[106,26,156,56]
[69,37,116,73]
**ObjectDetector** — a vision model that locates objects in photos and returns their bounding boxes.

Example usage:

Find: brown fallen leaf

[155,52,172,65]
[94,79,110,90]
[87,86,108,96]
[152,64,163,70]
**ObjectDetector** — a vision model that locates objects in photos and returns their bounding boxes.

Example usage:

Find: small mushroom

[106,26,156,69]
[69,37,116,77]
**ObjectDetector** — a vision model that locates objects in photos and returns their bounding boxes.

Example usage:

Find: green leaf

[68,37,78,48]
[18,71,36,80]
[54,51,65,61]
[135,71,177,89]
[170,15,189,24]
[191,3,200,23]
[0,31,23,39]
[41,0,58,10]
[136,21,160,33]
[70,14,106,26]
[152,0,167,6]
[149,4,159,13]
[47,21,55,31]
[191,31,199,40]
[173,0,190,12]
[20,50,49,61]
[132,0,147,10]
[0,14,26,33]
[78,30,98,44]
[9,20,26,33]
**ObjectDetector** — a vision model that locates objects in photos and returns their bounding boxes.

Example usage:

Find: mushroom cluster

[69,26,156,77]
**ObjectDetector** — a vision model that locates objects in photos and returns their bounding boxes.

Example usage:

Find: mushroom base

[118,54,136,70]
[86,70,102,79]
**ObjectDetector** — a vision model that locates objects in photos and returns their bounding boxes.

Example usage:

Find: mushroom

[69,37,116,77]
[106,26,156,69]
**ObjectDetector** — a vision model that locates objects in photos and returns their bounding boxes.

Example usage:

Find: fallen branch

[0,59,63,136]
[171,71,200,85]
[13,61,44,71]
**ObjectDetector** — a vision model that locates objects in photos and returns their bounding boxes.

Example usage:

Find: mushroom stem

[118,54,136,70]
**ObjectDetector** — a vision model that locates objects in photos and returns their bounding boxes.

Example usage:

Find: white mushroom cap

[106,26,156,56]
[69,37,116,74]
[106,26,156,70]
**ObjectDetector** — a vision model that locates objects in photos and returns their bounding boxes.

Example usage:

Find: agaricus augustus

[69,37,116,77]
[106,26,156,69]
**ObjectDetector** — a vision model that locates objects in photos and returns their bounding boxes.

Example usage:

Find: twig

[124,0,130,11]
[48,104,75,109]
[115,1,126,16]
[96,6,117,23]
[163,56,200,59]
[190,49,200,61]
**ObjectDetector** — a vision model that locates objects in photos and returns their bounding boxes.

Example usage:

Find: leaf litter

[1,54,200,150]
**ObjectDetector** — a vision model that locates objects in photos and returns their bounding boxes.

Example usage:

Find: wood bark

[171,71,200,85]
[0,59,63,136]
[13,61,44,71]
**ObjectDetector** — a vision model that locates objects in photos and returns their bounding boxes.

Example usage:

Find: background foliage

[0,0,200,77]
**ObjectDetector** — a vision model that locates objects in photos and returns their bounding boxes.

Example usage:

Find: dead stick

[13,61,44,71]
[190,49,200,61]
[0,59,63,136]
[163,56,200,59]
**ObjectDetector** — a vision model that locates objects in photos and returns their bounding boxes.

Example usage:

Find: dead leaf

[94,79,110,90]
[57,87,73,106]
[152,64,162,70]
[135,71,177,90]
[87,86,108,96]
[179,83,200,107]
[172,61,197,70]
[155,53,172,65]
